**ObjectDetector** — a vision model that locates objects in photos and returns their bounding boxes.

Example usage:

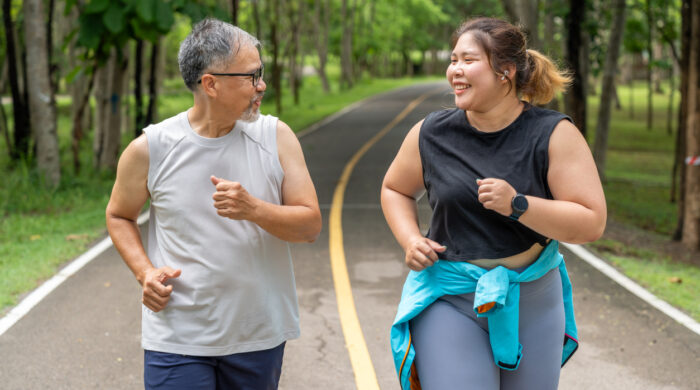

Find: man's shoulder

[141,111,190,167]
[143,111,189,145]
[240,114,280,150]
[143,111,189,137]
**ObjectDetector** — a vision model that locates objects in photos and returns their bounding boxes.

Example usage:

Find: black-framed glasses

[197,64,264,87]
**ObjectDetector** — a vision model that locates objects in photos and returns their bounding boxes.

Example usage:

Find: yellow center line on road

[328,89,441,390]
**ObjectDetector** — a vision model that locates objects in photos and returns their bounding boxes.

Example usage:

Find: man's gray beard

[240,106,260,123]
[240,94,263,123]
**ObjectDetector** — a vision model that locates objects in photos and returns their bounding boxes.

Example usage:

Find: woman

[382,18,606,390]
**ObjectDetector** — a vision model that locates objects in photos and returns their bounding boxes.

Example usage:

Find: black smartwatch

[509,193,528,220]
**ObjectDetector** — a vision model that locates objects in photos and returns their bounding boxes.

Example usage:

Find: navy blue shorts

[144,342,285,390]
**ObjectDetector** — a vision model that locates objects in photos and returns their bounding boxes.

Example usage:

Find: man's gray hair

[178,18,261,91]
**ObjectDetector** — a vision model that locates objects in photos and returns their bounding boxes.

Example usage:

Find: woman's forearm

[518,196,606,244]
[381,186,424,250]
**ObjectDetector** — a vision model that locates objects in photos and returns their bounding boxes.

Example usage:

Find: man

[106,19,321,389]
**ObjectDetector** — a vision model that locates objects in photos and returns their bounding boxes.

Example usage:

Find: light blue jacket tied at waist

[390,240,579,390]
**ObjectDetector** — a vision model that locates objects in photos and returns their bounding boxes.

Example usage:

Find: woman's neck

[466,97,524,133]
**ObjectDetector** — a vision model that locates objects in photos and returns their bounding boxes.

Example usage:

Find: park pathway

[0,81,698,389]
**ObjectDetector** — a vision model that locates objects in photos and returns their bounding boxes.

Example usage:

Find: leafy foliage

[71,0,220,64]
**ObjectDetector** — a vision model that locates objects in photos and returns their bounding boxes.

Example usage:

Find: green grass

[1,77,696,324]
[584,82,700,321]
[0,134,116,311]
[591,239,700,321]
[0,74,441,314]
[587,82,678,235]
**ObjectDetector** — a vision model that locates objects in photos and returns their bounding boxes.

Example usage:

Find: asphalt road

[1,81,698,389]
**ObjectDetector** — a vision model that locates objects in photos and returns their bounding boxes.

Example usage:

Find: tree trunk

[646,0,654,130]
[427,48,439,75]
[355,0,375,77]
[629,60,635,119]
[565,0,587,136]
[313,0,330,93]
[134,39,144,138]
[613,85,622,110]
[653,42,664,93]
[269,0,282,114]
[518,0,540,49]
[667,62,675,135]
[145,38,162,127]
[93,59,111,169]
[94,48,128,171]
[3,0,31,160]
[544,0,559,56]
[500,0,540,49]
[47,0,58,97]
[681,0,700,249]
[104,49,128,170]
[592,0,626,182]
[340,0,355,89]
[252,0,261,39]
[67,0,95,174]
[545,0,561,112]
[673,0,692,240]
[24,0,60,187]
[501,0,518,22]
[402,50,413,77]
[286,0,304,105]
[0,56,7,94]
[352,0,367,80]
[71,63,96,175]
[0,96,10,158]
[231,0,239,25]
[0,57,12,158]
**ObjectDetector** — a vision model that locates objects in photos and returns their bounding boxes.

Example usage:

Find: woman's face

[446,32,506,112]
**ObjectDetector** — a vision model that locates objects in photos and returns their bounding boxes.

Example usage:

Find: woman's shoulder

[422,107,462,130]
[524,104,571,123]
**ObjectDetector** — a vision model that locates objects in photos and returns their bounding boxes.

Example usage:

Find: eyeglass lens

[254,65,265,86]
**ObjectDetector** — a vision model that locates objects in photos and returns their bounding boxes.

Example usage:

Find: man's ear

[200,74,218,98]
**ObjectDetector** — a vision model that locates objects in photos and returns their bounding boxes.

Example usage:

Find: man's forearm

[106,214,153,285]
[251,202,321,243]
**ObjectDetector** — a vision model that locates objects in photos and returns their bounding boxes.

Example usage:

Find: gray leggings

[409,268,565,390]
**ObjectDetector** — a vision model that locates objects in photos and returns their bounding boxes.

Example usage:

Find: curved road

[0,82,698,389]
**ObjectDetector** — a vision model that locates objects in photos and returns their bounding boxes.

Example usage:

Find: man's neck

[467,97,523,133]
[188,100,237,138]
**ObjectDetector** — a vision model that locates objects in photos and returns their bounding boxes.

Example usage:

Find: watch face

[513,195,528,212]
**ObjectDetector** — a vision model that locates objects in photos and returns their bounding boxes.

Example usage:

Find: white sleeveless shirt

[142,111,300,356]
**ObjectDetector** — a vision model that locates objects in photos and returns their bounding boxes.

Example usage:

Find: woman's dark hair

[451,17,571,105]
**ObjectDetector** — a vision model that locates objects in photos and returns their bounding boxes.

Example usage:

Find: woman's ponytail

[520,49,572,105]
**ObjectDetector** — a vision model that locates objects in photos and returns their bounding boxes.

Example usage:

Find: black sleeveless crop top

[418,104,571,261]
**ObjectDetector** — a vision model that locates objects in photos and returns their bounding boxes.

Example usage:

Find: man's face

[210,44,266,122]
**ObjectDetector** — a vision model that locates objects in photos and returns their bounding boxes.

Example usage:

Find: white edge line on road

[0,211,150,337]
[0,80,404,337]
[0,82,388,337]
[3,81,698,340]
[0,82,428,336]
[562,242,700,336]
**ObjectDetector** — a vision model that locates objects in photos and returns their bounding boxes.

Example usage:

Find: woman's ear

[500,64,516,82]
